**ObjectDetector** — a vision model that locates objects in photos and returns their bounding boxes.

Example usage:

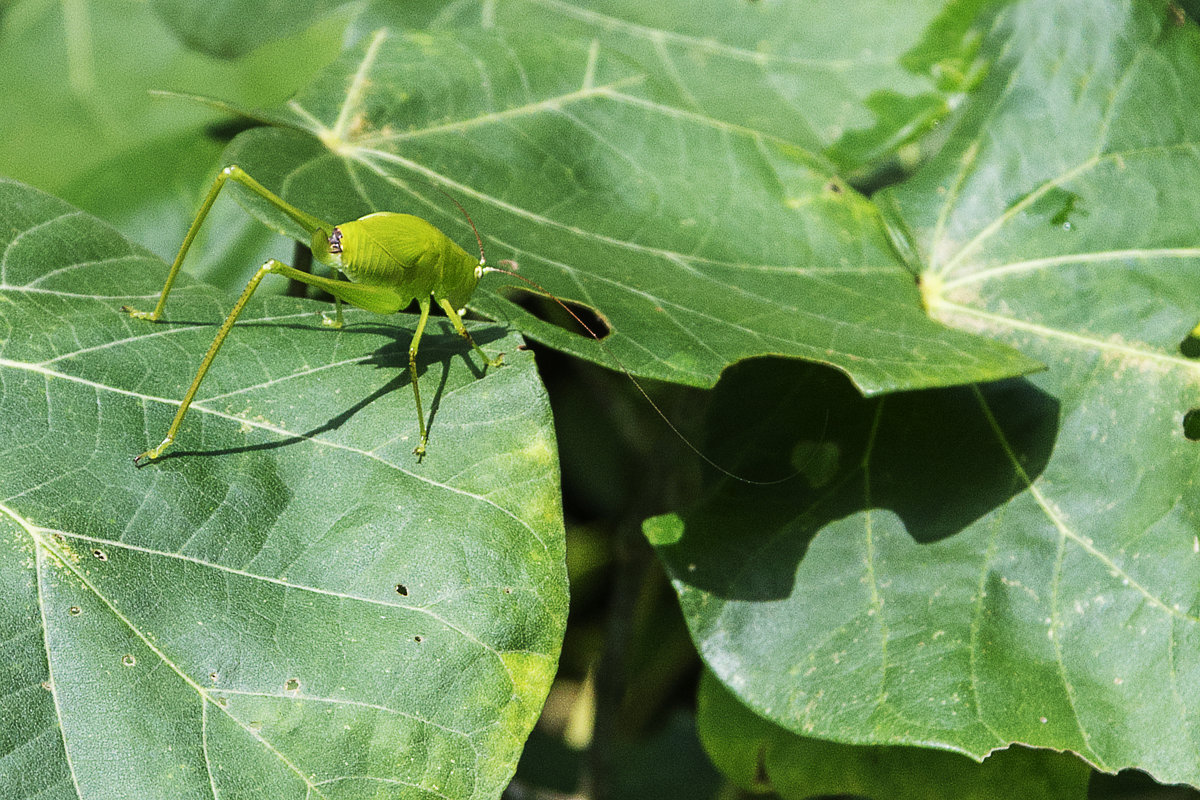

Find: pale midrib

[330,29,389,144]
[286,41,844,277]
[523,0,884,69]
[942,247,1200,289]
[34,308,323,367]
[45,526,503,658]
[493,242,964,373]
[0,207,84,284]
[935,301,1200,374]
[973,387,1200,626]
[0,357,548,553]
[348,76,645,147]
[348,141,844,279]
[937,141,1200,277]
[8,503,330,799]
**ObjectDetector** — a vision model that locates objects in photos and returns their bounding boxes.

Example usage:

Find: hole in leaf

[209,672,219,683]
[284,678,300,692]
[497,286,611,341]
[414,635,424,644]
[92,549,107,561]
[395,583,408,597]
[121,655,136,667]
[1179,329,1200,358]
[1184,409,1200,441]
[67,606,81,616]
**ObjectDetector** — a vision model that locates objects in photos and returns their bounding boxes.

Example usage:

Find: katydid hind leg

[123,165,335,322]
[134,259,404,465]
[134,259,278,465]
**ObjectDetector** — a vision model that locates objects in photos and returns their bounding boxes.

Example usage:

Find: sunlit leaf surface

[0,179,567,799]
[649,0,1200,786]
[216,23,1038,394]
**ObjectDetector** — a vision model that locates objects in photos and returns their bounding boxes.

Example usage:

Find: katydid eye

[328,228,343,254]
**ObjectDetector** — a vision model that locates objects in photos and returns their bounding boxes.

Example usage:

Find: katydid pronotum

[125,165,795,484]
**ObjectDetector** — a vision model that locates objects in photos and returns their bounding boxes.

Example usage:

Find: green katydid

[123,165,504,465]
[126,165,798,483]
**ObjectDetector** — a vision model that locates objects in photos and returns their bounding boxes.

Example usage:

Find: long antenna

[431,183,487,264]
[435,185,804,486]
[484,264,807,486]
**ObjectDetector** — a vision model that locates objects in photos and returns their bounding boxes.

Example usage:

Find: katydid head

[312,226,343,269]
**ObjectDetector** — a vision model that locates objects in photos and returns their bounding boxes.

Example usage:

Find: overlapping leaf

[697,672,1092,799]
[356,0,994,171]
[648,0,1200,786]
[148,0,349,58]
[0,179,567,799]
[213,23,1038,395]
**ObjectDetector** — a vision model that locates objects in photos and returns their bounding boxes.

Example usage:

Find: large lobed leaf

[208,15,1039,396]
[0,179,567,799]
[648,0,1200,787]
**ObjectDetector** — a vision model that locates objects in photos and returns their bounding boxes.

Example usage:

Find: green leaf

[147,0,348,58]
[216,26,1040,394]
[63,132,295,292]
[648,0,1200,786]
[356,0,995,174]
[0,0,342,201]
[697,671,1091,800]
[0,178,567,799]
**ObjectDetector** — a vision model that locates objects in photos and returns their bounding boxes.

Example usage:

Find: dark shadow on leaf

[157,321,507,461]
[654,357,1059,602]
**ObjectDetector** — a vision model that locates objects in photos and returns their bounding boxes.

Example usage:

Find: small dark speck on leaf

[285,678,300,692]
[754,744,770,787]
[92,549,107,561]
[1184,409,1200,441]
[68,606,81,616]
[395,583,409,597]
[503,587,512,594]
[414,635,424,643]
[825,180,843,194]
